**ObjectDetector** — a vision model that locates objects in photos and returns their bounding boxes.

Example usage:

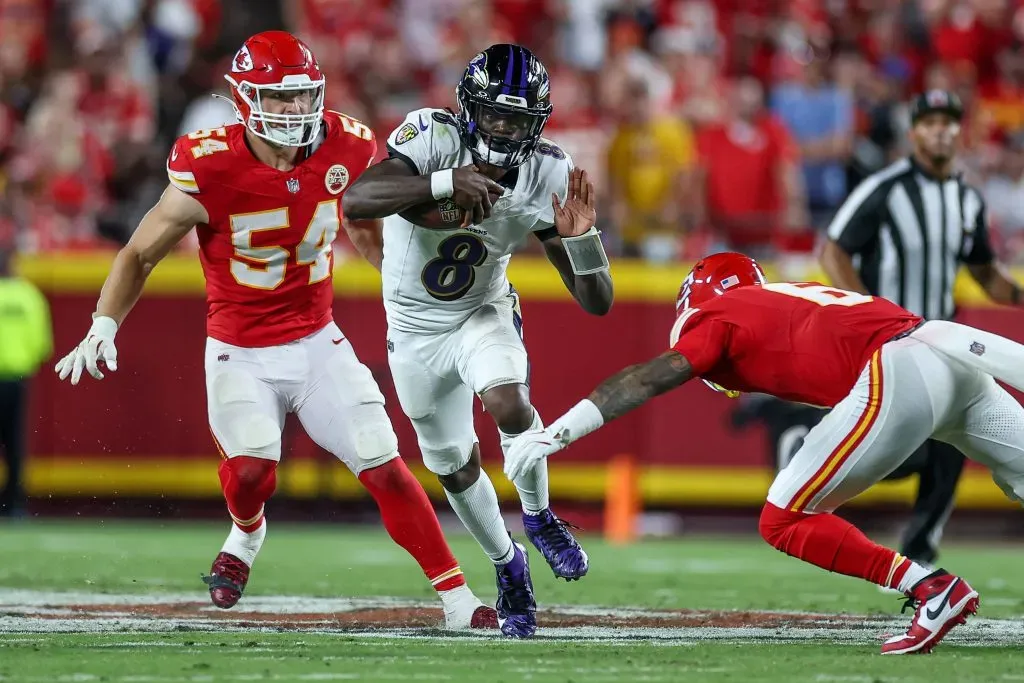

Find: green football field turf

[1,519,1021,682]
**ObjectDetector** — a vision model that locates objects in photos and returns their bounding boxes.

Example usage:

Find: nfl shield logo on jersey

[286,178,300,194]
[970,341,986,356]
[325,164,350,194]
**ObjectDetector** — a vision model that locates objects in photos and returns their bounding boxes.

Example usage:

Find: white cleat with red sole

[440,585,499,630]
[881,569,979,655]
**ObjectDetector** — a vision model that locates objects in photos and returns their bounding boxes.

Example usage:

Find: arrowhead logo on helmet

[232,45,253,73]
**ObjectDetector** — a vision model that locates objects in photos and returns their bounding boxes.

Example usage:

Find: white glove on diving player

[504,399,607,481]
[504,429,562,482]
[55,316,119,385]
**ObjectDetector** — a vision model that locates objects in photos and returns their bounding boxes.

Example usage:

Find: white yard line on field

[0,589,1021,647]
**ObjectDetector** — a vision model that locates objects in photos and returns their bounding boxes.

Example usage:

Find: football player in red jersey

[506,251,1024,654]
[53,31,497,630]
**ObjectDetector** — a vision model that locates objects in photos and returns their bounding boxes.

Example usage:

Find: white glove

[504,428,563,482]
[55,316,119,385]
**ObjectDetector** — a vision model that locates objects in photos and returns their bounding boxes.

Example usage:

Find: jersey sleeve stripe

[533,226,558,242]
[168,175,199,193]
[167,167,197,183]
[386,143,420,175]
[166,166,199,193]
[668,307,699,346]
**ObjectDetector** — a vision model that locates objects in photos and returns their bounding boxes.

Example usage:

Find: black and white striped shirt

[827,157,993,320]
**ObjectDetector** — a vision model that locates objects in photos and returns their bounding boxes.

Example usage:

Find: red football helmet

[224,31,325,147]
[673,252,766,399]
[676,251,767,312]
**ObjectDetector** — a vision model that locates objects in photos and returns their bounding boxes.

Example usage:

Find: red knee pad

[219,456,277,491]
[218,456,277,531]
[358,457,414,493]
[758,501,810,551]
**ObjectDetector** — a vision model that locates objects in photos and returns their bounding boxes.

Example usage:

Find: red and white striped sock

[887,554,933,593]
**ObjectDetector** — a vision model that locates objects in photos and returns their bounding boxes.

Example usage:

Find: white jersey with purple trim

[381,107,571,333]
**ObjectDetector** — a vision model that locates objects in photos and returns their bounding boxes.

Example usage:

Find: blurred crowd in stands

[4,0,1024,263]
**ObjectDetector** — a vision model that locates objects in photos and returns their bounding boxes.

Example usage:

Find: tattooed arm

[503,351,695,481]
[588,351,693,422]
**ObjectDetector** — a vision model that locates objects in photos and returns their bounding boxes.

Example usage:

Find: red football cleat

[470,604,499,629]
[881,569,979,655]
[202,551,251,609]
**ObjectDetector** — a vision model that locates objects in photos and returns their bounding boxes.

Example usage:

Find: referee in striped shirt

[820,90,1024,567]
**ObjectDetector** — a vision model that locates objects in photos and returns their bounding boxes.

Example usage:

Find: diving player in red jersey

[53,30,496,630]
[506,251,1024,654]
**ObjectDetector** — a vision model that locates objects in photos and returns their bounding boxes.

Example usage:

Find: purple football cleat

[495,541,537,638]
[523,509,589,581]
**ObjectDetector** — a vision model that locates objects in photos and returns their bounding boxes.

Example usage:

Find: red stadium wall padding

[21,252,1024,506]
[33,292,1024,471]
[32,293,763,467]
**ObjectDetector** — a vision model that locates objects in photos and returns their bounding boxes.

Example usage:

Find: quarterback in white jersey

[380,107,573,334]
[343,44,613,638]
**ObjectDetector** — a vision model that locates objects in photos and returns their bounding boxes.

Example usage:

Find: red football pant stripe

[789,350,884,512]
[210,427,228,460]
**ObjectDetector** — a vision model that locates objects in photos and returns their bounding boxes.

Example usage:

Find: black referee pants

[733,396,964,565]
[0,378,27,515]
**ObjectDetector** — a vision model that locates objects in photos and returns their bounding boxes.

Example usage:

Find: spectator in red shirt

[926,0,1012,90]
[70,27,155,211]
[7,70,114,251]
[694,76,808,250]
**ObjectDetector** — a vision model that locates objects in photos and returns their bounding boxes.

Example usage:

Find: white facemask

[226,74,325,148]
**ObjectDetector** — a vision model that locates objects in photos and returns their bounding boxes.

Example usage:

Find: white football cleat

[439,584,498,630]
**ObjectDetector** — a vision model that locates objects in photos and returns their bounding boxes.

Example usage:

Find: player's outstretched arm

[54,184,205,385]
[542,168,613,315]
[585,351,693,423]
[96,185,206,324]
[503,351,692,481]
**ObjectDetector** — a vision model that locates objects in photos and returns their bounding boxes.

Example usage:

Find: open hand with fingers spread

[54,316,119,385]
[552,168,596,238]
